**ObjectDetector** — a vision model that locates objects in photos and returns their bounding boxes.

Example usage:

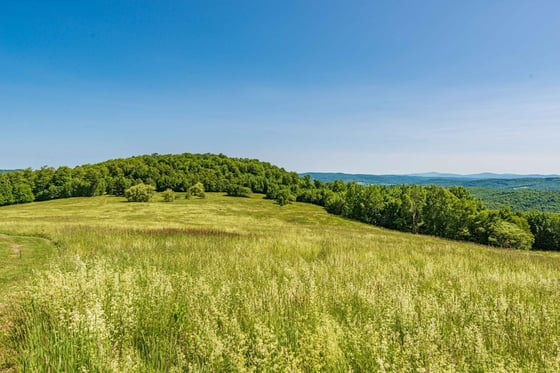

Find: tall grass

[2,194,560,371]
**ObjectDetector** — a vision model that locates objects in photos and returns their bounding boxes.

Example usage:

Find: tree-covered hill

[469,187,560,212]
[0,153,299,205]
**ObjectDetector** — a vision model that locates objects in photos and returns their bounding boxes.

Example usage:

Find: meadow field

[1,193,560,371]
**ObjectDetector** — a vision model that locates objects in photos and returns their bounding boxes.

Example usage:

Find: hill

[0,153,299,205]
[469,187,560,212]
[1,194,560,371]
[303,172,560,190]
[410,172,560,179]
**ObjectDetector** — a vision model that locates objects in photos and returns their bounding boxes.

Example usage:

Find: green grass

[0,233,56,370]
[1,193,560,371]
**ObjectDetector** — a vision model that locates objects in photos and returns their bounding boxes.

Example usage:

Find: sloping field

[1,194,560,371]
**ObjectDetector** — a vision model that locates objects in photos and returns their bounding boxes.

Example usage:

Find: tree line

[292,178,560,251]
[1,153,560,251]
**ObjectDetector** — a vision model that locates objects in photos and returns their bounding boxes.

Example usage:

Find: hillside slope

[1,194,560,371]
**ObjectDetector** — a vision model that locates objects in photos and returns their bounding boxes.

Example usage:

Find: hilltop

[0,152,299,204]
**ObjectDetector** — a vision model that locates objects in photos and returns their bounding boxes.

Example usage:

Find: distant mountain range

[408,172,560,179]
[301,172,560,190]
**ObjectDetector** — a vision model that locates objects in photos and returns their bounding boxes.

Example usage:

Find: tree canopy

[0,153,299,205]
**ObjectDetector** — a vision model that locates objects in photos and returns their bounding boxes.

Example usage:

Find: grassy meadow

[1,193,560,371]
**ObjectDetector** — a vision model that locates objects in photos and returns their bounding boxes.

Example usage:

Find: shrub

[162,188,175,202]
[187,182,205,199]
[275,188,296,206]
[226,184,251,198]
[265,184,279,200]
[325,193,346,215]
[125,183,155,202]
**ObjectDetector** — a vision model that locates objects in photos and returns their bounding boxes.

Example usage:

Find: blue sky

[1,0,559,173]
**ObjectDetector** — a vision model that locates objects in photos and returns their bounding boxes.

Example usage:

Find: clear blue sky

[1,0,559,174]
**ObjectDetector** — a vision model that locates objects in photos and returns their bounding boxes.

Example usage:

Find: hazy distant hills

[408,172,560,180]
[302,172,560,190]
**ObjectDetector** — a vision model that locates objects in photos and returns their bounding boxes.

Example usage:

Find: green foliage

[0,170,34,206]
[526,212,560,251]
[266,184,296,206]
[162,188,175,202]
[324,192,346,215]
[488,220,534,250]
[125,183,155,202]
[226,184,251,198]
[422,186,456,237]
[188,182,206,199]
[275,187,295,206]
[0,175,14,206]
[0,153,299,205]
[299,182,541,250]
[12,183,34,204]
[109,175,132,196]
[469,187,560,212]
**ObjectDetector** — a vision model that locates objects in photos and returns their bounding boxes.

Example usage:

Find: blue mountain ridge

[301,172,560,190]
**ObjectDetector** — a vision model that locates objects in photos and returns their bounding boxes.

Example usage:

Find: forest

[468,187,560,212]
[1,153,560,251]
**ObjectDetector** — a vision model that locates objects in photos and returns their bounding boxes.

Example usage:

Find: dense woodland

[1,153,560,251]
[469,187,560,212]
